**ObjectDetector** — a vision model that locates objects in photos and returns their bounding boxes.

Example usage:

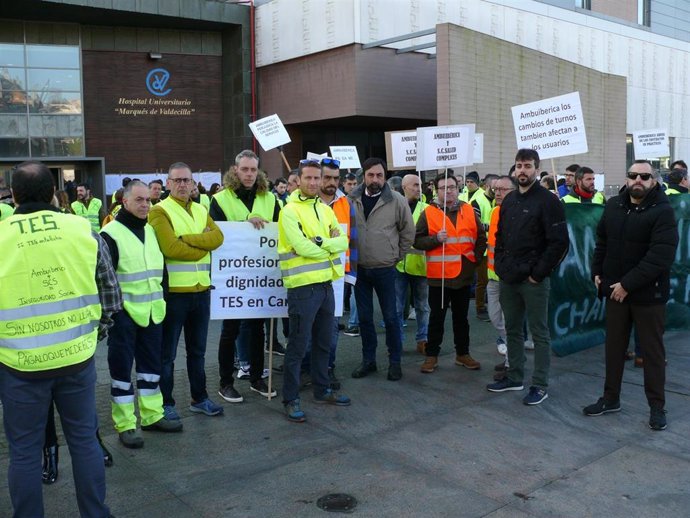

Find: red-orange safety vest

[331,196,351,273]
[487,206,500,281]
[425,203,477,279]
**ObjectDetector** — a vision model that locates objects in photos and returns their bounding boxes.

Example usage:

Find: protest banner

[473,133,484,164]
[415,124,475,170]
[511,92,588,160]
[248,114,291,152]
[329,146,361,169]
[632,128,669,159]
[548,198,690,356]
[384,130,417,170]
[306,151,328,161]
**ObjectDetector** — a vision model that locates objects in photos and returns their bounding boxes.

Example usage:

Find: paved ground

[1,303,689,518]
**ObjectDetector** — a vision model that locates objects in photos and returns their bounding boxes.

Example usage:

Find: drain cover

[316,493,357,513]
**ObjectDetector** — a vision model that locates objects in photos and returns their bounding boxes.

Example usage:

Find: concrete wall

[437,23,627,184]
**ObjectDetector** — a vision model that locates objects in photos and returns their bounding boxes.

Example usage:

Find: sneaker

[314,389,351,406]
[142,417,183,432]
[265,342,286,356]
[285,399,306,423]
[387,363,402,381]
[119,429,144,449]
[476,310,490,322]
[237,366,251,380]
[328,368,341,391]
[344,326,360,337]
[524,340,535,351]
[218,385,244,403]
[189,398,224,416]
[416,341,427,355]
[487,378,524,392]
[455,354,481,370]
[408,308,416,320]
[420,356,438,373]
[583,397,621,416]
[523,386,549,405]
[496,337,507,356]
[163,405,180,421]
[351,361,377,378]
[649,407,667,431]
[250,379,277,398]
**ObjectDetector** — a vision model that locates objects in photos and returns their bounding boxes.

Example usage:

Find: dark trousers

[475,256,488,312]
[0,360,109,518]
[427,284,471,357]
[218,318,265,386]
[604,301,666,408]
[282,283,334,403]
[160,291,210,407]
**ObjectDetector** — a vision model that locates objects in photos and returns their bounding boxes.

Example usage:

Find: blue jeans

[0,360,109,518]
[348,289,359,327]
[302,317,339,372]
[282,282,334,403]
[160,290,211,406]
[395,271,429,343]
[355,266,401,365]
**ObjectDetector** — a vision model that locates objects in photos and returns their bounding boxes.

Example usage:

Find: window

[575,0,592,10]
[638,0,651,27]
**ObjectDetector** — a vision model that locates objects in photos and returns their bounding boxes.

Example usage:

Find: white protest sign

[211,222,287,320]
[473,133,484,164]
[511,91,588,160]
[249,114,291,151]
[415,124,475,170]
[306,151,328,161]
[329,146,361,169]
[594,173,605,192]
[385,130,417,170]
[632,128,669,159]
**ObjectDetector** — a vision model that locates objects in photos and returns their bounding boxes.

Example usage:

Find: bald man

[395,174,431,354]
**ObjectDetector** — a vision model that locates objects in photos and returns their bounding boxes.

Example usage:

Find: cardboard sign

[329,146,361,169]
[415,124,475,170]
[473,133,484,164]
[249,114,291,151]
[511,92,588,160]
[384,130,417,170]
[632,128,670,159]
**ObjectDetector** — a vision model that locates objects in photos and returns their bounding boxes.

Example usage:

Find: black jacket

[495,181,569,284]
[591,183,678,304]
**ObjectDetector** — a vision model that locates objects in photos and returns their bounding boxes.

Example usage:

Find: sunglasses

[321,157,340,168]
[627,172,653,181]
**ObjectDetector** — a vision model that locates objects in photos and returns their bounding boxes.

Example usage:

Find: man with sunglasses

[149,162,225,419]
[584,160,678,431]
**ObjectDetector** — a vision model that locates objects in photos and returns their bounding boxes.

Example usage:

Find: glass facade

[0,42,84,158]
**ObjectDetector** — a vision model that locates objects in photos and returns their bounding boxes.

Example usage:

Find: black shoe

[583,397,621,416]
[250,379,278,398]
[338,323,346,331]
[344,326,360,337]
[649,406,667,431]
[328,368,341,390]
[97,428,113,467]
[387,363,402,381]
[41,445,58,485]
[218,384,244,403]
[119,429,144,449]
[351,361,377,378]
[476,310,490,322]
[265,342,286,356]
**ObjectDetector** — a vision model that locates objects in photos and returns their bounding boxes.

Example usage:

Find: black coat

[591,183,678,304]
[495,181,569,284]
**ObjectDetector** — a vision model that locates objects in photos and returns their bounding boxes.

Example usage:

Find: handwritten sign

[511,92,588,160]
[415,124,475,170]
[249,114,291,151]
[632,128,669,159]
[329,146,361,169]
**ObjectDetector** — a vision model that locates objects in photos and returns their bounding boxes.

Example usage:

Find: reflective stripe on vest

[71,198,102,232]
[331,196,351,272]
[0,211,101,372]
[424,203,478,279]
[487,206,500,281]
[397,201,428,276]
[158,198,211,288]
[213,188,276,221]
[101,221,166,326]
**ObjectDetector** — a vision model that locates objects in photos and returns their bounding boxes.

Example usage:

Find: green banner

[548,195,690,356]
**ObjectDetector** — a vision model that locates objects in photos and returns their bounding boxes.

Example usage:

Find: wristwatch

[314,236,323,247]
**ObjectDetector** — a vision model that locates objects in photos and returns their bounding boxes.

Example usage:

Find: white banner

[329,146,361,169]
[632,128,669,159]
[211,222,287,320]
[473,133,484,164]
[511,91,588,160]
[385,130,417,170]
[249,114,291,151]
[415,124,475,170]
[210,222,344,319]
